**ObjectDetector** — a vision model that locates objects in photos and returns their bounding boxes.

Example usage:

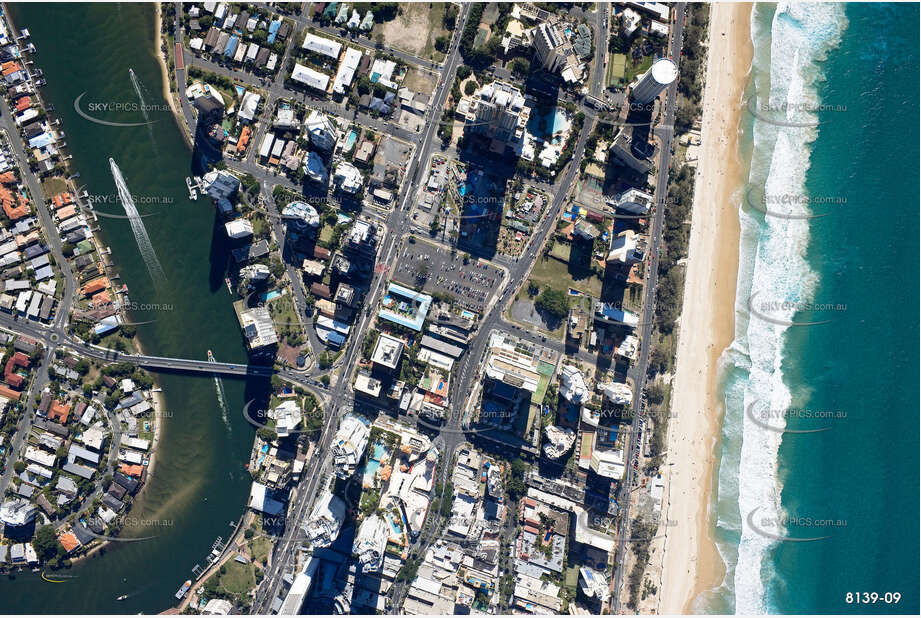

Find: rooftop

[371,333,404,369]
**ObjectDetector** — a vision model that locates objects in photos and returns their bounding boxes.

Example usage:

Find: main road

[390,4,615,606]
[611,3,687,612]
[252,4,473,612]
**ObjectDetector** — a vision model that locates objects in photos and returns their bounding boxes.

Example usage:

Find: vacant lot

[219,560,256,595]
[378,3,448,60]
[529,254,604,298]
[41,177,69,200]
[625,55,654,85]
[402,67,437,96]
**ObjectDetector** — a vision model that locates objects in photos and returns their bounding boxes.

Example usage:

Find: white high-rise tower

[630,58,678,104]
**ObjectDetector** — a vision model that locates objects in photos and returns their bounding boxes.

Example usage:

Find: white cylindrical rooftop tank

[631,58,678,104]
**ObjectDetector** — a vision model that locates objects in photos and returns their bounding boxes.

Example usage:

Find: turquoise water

[362,441,385,485]
[385,511,403,536]
[260,289,282,302]
[343,129,358,153]
[704,4,919,614]
[527,108,568,139]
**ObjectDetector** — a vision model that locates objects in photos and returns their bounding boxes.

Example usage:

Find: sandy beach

[657,3,752,613]
[154,5,192,147]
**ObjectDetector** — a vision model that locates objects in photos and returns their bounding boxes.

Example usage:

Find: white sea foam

[109,157,167,284]
[708,2,847,614]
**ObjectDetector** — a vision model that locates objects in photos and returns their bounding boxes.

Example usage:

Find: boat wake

[109,157,167,284]
[208,350,231,432]
[129,67,158,156]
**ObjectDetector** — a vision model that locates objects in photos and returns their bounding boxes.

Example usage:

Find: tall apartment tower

[630,58,678,104]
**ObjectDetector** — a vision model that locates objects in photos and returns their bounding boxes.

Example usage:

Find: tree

[374,3,398,22]
[647,382,666,406]
[257,427,277,442]
[463,80,477,96]
[508,459,527,500]
[33,525,62,562]
[13,461,25,474]
[443,4,459,29]
[360,489,380,515]
[509,58,531,77]
[534,288,570,321]
[434,35,450,54]
[675,99,697,131]
[320,375,330,386]
[649,346,668,375]
[361,332,378,359]
[456,64,472,80]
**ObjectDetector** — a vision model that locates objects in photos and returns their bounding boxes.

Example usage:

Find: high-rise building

[532,21,583,82]
[331,415,370,478]
[630,58,678,104]
[352,515,389,573]
[464,81,529,150]
[302,490,346,548]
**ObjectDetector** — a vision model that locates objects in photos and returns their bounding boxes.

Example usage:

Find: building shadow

[206,210,232,294]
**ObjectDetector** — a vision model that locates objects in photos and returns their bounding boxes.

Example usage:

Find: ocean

[699,3,919,615]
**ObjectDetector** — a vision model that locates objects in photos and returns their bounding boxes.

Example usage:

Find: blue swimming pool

[344,129,358,152]
[386,512,403,536]
[260,290,282,302]
[362,442,386,485]
[527,107,569,139]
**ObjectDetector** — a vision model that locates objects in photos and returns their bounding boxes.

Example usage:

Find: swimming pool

[527,107,570,139]
[460,309,477,320]
[344,129,358,153]
[386,511,404,536]
[362,442,386,486]
[260,290,282,302]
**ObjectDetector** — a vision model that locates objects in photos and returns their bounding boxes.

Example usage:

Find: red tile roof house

[0,384,21,401]
[47,400,72,424]
[4,372,23,389]
[4,351,30,389]
[14,96,31,112]
[58,531,80,554]
[9,352,30,369]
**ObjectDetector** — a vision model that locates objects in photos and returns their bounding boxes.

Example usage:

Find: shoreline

[0,5,169,566]
[154,4,192,148]
[657,2,753,613]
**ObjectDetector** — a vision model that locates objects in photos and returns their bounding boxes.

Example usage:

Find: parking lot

[393,239,504,315]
